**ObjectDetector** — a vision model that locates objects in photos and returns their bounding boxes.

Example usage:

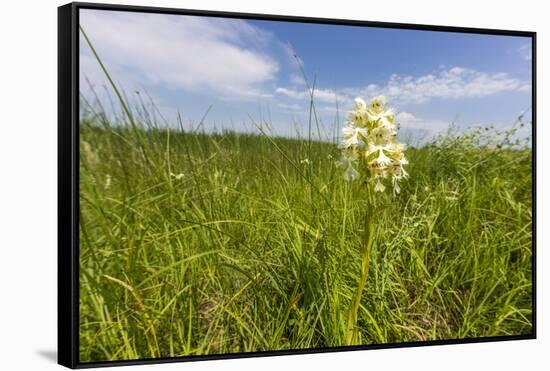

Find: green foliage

[79,117,532,362]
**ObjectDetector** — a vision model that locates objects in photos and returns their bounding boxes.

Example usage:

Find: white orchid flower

[343,163,359,181]
[372,148,393,167]
[374,179,386,192]
[354,97,367,109]
[392,177,401,195]
[341,125,368,148]
[339,95,408,194]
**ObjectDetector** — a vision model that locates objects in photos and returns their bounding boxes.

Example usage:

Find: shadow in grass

[36,350,57,363]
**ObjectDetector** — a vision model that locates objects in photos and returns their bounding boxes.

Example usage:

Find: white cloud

[80,10,279,98]
[277,102,304,111]
[275,87,342,103]
[319,105,340,113]
[275,66,529,107]
[289,73,306,86]
[395,111,449,133]
[274,87,306,100]
[517,44,532,61]
[356,67,530,104]
[281,42,303,65]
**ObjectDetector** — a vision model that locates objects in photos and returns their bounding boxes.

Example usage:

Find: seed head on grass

[340,96,408,194]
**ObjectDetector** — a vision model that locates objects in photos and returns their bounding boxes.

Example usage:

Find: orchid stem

[346,183,376,345]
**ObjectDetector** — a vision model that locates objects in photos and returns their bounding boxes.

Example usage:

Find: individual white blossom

[170,172,185,180]
[343,163,359,181]
[340,95,408,193]
[374,179,386,193]
[354,97,367,109]
[341,125,368,149]
[339,150,359,181]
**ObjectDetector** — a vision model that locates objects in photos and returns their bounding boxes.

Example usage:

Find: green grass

[78,113,533,362]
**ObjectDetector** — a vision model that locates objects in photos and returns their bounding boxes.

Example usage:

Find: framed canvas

[58,2,536,368]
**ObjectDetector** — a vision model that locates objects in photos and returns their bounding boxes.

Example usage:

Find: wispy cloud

[289,73,307,86]
[395,112,450,133]
[275,87,343,103]
[352,67,531,104]
[517,44,532,61]
[80,10,279,98]
[394,111,456,145]
[276,66,530,106]
[277,102,304,111]
[79,11,531,141]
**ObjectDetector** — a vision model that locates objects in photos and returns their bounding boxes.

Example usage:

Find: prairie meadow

[77,14,533,363]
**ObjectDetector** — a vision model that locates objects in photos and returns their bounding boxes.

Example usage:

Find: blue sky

[80,9,532,143]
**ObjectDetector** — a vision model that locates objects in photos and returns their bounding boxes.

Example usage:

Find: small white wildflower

[393,182,401,195]
[300,158,311,165]
[339,151,360,182]
[343,164,359,181]
[341,125,368,148]
[338,155,355,168]
[395,165,408,180]
[340,147,359,162]
[170,172,185,180]
[371,148,392,167]
[369,95,387,111]
[374,179,386,192]
[354,97,367,109]
[392,176,402,195]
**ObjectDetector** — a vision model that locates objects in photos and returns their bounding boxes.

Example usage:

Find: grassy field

[78,109,533,362]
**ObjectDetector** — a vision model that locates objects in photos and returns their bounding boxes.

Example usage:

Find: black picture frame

[58,2,537,368]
